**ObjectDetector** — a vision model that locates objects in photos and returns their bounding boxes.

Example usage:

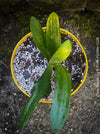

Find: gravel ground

[0,65,100,134]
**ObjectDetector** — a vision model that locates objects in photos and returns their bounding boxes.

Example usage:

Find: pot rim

[11,27,88,103]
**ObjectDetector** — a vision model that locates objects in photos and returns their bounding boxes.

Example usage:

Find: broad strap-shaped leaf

[50,65,72,133]
[49,40,72,65]
[46,12,61,60]
[19,65,53,129]
[30,16,48,60]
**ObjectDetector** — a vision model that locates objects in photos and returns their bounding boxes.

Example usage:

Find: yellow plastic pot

[11,27,88,103]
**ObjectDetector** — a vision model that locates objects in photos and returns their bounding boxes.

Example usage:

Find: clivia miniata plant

[19,12,72,133]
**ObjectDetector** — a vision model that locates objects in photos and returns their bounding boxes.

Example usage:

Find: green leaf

[19,65,53,129]
[30,16,48,60]
[49,40,72,65]
[50,65,72,133]
[46,12,61,60]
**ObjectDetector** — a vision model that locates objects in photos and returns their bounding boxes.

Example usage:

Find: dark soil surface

[0,70,100,134]
[0,2,100,134]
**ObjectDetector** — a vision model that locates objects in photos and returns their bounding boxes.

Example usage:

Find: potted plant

[11,12,88,133]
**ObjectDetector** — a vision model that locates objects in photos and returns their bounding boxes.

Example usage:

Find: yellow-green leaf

[46,12,61,60]
[49,40,72,64]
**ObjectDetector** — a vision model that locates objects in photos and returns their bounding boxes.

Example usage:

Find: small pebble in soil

[70,128,73,131]
[5,128,7,131]
[23,71,31,79]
